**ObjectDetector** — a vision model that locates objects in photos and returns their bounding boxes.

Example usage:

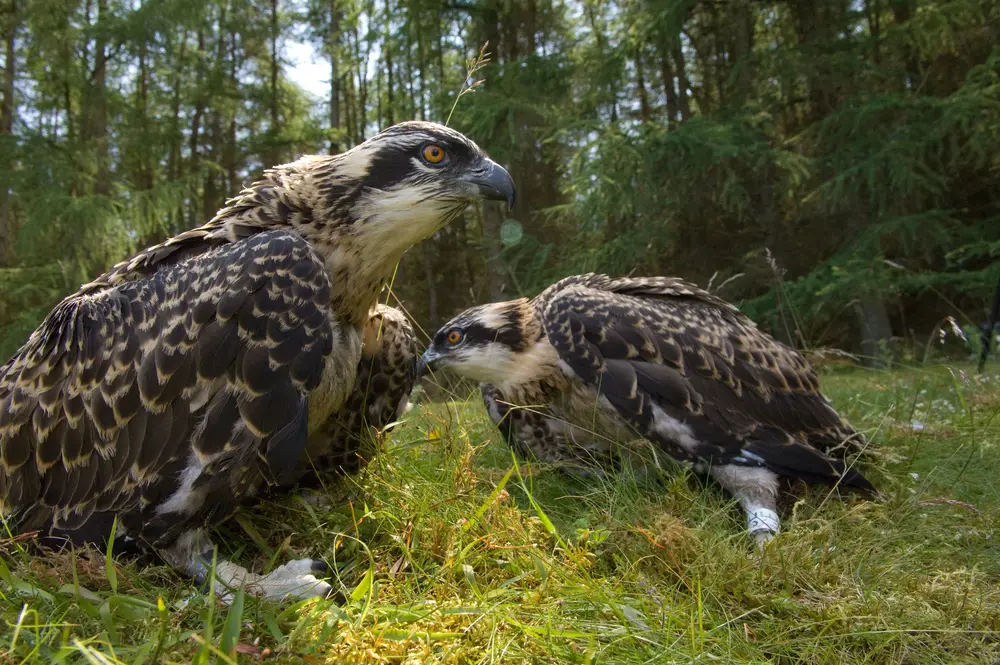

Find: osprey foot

[246,558,333,602]
[298,489,336,510]
[161,530,335,604]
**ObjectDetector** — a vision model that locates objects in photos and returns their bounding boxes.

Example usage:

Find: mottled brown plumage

[0,120,514,600]
[419,273,874,545]
[298,303,418,481]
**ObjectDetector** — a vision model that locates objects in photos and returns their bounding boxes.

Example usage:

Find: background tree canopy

[1,0,997,364]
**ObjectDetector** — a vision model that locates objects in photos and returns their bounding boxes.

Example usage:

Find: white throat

[453,340,561,391]
[354,186,466,261]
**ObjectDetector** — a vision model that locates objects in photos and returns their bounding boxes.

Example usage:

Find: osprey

[300,302,418,481]
[418,274,874,545]
[0,121,515,600]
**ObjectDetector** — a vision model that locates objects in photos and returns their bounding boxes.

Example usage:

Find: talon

[299,490,336,509]
[310,559,332,575]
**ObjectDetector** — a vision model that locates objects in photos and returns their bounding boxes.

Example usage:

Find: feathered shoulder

[534,273,741,316]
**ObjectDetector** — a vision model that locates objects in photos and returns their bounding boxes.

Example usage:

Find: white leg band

[747,508,780,536]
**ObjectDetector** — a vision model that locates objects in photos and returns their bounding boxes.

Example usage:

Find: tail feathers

[744,440,877,495]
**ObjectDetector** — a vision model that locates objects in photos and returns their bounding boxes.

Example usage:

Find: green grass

[1,362,998,664]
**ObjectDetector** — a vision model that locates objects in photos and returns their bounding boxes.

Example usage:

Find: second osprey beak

[464,158,516,211]
[416,348,439,379]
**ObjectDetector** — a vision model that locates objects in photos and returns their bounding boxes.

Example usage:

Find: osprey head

[216,120,515,265]
[418,299,540,385]
[264,121,513,253]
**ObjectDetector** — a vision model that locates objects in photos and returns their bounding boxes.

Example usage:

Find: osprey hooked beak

[460,159,516,211]
[416,348,440,378]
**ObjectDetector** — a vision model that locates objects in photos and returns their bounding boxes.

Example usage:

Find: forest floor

[1,362,998,664]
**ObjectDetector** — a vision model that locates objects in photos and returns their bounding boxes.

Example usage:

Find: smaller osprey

[418,274,875,544]
[296,303,417,483]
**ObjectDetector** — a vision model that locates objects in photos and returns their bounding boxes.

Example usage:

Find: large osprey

[418,274,874,545]
[0,121,514,600]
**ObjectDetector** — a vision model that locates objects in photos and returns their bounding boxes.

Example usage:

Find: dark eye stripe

[454,323,526,351]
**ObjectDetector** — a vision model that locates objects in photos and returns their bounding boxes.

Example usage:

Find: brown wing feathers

[300,305,417,481]
[0,230,334,537]
[541,275,874,492]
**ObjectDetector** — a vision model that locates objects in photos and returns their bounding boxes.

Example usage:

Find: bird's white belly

[307,326,362,435]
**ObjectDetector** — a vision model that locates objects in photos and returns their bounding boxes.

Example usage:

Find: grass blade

[220,582,245,658]
[463,463,515,531]
[105,517,118,594]
[351,566,373,603]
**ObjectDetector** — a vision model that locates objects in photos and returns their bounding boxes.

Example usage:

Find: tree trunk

[91,0,110,196]
[201,4,229,222]
[455,215,476,288]
[792,0,844,122]
[225,28,240,194]
[854,297,893,368]
[635,47,651,123]
[354,19,367,141]
[436,16,446,113]
[585,2,616,121]
[166,29,186,232]
[384,0,394,126]
[866,0,880,66]
[166,29,186,184]
[3,0,16,137]
[421,244,439,325]
[137,36,153,190]
[0,0,17,266]
[481,203,506,301]
[329,0,340,151]
[730,1,754,106]
[269,0,281,164]
[189,28,206,226]
[978,276,1000,374]
[673,44,692,120]
[659,45,678,123]
[343,74,356,146]
[415,12,426,120]
[524,0,537,53]
[61,10,75,195]
[203,110,221,222]
[890,0,920,88]
[474,2,505,300]
[402,16,415,120]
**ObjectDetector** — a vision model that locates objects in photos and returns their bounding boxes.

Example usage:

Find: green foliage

[1,0,998,352]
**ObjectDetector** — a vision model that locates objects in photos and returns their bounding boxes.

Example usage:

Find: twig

[446,42,491,126]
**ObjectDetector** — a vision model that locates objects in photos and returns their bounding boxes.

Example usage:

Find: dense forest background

[0,0,997,365]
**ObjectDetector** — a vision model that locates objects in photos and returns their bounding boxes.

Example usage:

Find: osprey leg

[707,465,781,547]
[159,529,333,603]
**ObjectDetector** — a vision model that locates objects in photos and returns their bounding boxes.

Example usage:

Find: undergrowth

[1,363,998,664]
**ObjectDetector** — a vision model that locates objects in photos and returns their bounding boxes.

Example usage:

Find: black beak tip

[416,354,433,379]
[474,159,516,211]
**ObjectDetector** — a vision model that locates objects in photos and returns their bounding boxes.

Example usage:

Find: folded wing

[0,230,335,541]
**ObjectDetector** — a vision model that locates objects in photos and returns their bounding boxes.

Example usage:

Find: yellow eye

[447,329,463,345]
[422,144,446,164]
